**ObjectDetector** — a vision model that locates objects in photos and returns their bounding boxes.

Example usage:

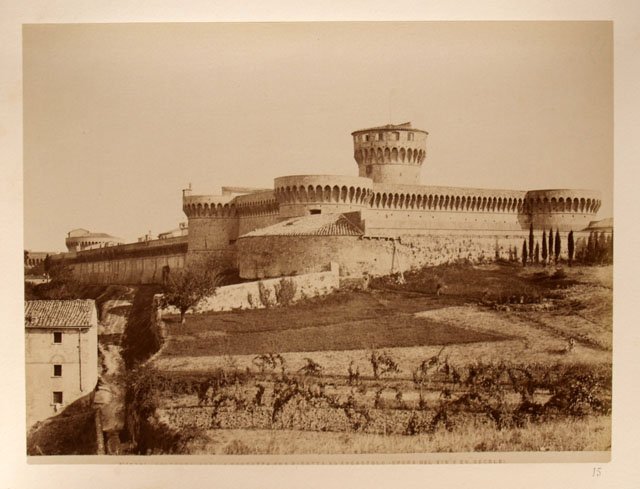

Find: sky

[23,22,613,252]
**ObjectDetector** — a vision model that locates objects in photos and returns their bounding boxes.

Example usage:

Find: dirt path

[94,288,135,454]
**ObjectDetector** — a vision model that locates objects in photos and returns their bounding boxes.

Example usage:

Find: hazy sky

[23,22,613,251]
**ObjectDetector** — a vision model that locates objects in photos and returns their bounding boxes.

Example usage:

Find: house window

[53,365,62,377]
[53,332,62,343]
[408,132,414,141]
[392,132,400,141]
[53,391,63,404]
[378,132,384,141]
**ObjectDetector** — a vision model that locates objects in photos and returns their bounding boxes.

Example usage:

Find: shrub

[552,268,567,280]
[257,281,275,308]
[252,353,286,375]
[369,350,400,379]
[125,366,207,454]
[274,277,297,306]
[298,358,323,377]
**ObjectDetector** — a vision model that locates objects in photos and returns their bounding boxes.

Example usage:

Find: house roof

[240,213,364,238]
[25,300,96,329]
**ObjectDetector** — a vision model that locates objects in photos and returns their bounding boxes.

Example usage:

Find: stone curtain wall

[238,231,594,279]
[69,253,185,285]
[159,264,340,315]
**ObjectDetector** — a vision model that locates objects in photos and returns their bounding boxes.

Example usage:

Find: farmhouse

[24,300,99,427]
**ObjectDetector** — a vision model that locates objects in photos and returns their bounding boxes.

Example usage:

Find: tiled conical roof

[240,213,363,237]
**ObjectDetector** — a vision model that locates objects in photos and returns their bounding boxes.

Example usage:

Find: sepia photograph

[22,21,613,462]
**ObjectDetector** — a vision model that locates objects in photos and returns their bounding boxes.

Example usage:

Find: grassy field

[188,416,611,455]
[154,263,612,376]
[149,263,612,454]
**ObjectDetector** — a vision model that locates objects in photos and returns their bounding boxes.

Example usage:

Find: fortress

[55,123,604,284]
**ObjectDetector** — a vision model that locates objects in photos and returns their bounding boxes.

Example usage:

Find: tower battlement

[352,122,428,185]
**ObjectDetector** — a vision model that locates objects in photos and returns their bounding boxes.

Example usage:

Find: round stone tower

[352,122,428,185]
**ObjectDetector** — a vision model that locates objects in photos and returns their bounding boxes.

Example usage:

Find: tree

[534,242,540,265]
[541,230,548,265]
[567,231,575,267]
[522,240,527,267]
[608,231,614,263]
[528,223,534,261]
[548,229,554,261]
[43,254,52,275]
[554,229,561,265]
[598,231,607,262]
[160,258,222,324]
[586,231,595,263]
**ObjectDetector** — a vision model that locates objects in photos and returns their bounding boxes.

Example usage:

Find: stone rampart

[68,253,186,284]
[237,231,595,279]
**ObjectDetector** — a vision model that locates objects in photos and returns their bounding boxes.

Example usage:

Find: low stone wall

[161,263,340,315]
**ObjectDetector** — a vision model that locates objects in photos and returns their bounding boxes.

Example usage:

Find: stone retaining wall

[160,263,340,315]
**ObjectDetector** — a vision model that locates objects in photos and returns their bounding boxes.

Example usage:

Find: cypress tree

[548,229,554,260]
[541,230,548,265]
[554,229,561,265]
[534,242,540,265]
[528,222,534,261]
[587,232,595,263]
[599,232,607,262]
[522,240,527,267]
[608,231,614,262]
[567,231,575,267]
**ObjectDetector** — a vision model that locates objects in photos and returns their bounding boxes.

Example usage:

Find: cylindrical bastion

[274,175,373,219]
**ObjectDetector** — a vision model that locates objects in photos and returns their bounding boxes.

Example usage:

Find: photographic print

[22,22,613,461]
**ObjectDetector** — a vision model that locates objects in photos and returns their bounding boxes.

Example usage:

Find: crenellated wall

[352,123,428,185]
[274,175,373,219]
[185,178,602,279]
[523,189,602,231]
[183,191,279,267]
